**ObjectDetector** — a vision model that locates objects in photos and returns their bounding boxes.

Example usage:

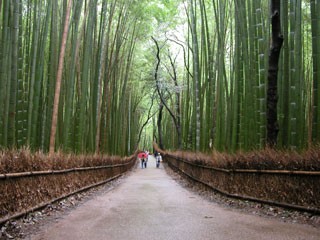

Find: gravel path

[26,156,320,240]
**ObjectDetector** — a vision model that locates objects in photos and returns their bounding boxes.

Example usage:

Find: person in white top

[156,153,162,168]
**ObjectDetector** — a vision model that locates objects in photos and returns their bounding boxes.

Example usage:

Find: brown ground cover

[0,147,133,174]
[160,146,320,171]
[0,148,136,221]
[154,144,320,211]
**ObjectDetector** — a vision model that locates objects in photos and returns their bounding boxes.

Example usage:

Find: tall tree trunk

[267,0,283,147]
[152,37,182,149]
[49,0,72,154]
[158,103,164,150]
[169,54,182,149]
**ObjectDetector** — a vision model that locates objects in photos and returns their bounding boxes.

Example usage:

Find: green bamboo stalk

[242,1,255,150]
[94,0,108,154]
[7,0,20,147]
[76,0,95,152]
[231,0,242,152]
[62,0,86,151]
[21,0,32,147]
[255,0,267,148]
[45,1,60,151]
[27,0,40,147]
[295,0,303,148]
[118,23,137,153]
[110,3,130,153]
[201,0,216,151]
[7,0,19,147]
[198,0,207,151]
[16,0,25,147]
[40,0,58,151]
[213,0,231,151]
[189,0,201,151]
[0,0,10,146]
[288,0,297,148]
[279,0,289,147]
[32,0,51,150]
[311,0,320,142]
[242,1,250,150]
[101,0,118,153]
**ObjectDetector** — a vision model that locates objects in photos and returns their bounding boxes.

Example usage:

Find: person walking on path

[144,151,149,168]
[156,153,162,168]
[138,152,147,169]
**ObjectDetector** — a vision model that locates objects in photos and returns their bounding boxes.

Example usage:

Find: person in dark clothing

[144,151,148,168]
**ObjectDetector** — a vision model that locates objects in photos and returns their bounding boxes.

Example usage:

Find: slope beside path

[31,156,320,240]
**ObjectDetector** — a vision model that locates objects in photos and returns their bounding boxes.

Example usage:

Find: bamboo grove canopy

[0,0,319,154]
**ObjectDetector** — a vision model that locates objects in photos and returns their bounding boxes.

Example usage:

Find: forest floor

[1,157,320,240]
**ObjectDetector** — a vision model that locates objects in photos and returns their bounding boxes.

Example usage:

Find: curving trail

[31,156,320,240]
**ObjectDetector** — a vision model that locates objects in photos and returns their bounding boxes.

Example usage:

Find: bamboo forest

[0,0,320,155]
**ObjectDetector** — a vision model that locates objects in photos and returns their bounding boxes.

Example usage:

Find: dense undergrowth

[0,148,136,220]
[0,147,132,174]
[156,144,320,171]
[159,144,320,210]
[2,145,320,173]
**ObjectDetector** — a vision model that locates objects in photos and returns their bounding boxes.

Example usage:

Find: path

[30,156,320,240]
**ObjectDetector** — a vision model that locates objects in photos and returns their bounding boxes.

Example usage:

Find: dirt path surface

[30,156,320,240]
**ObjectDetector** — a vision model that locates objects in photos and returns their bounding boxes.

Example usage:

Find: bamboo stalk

[189,0,201,151]
[311,0,320,142]
[62,0,86,151]
[0,0,11,146]
[27,0,40,147]
[49,0,72,154]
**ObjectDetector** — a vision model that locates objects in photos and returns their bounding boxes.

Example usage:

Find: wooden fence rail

[0,162,133,180]
[167,154,320,176]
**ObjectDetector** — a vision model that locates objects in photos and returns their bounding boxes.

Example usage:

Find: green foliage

[0,0,319,155]
[159,0,320,152]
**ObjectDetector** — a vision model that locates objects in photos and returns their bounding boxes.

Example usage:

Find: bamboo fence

[165,154,320,214]
[0,156,137,224]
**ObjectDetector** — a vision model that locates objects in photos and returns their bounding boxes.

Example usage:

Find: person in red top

[138,152,147,169]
